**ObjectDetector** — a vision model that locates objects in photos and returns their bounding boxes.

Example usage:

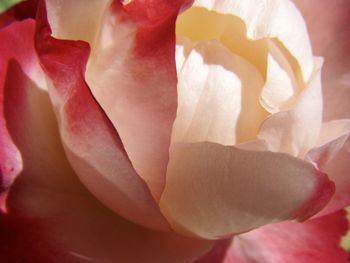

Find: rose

[0,0,349,262]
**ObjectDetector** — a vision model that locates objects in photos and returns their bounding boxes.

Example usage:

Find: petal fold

[258,58,323,157]
[35,2,169,230]
[160,141,334,239]
[307,120,350,216]
[192,0,314,82]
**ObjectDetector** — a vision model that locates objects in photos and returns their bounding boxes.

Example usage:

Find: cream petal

[260,40,300,113]
[160,141,334,239]
[45,0,111,44]
[192,0,313,82]
[173,38,267,145]
[258,58,323,157]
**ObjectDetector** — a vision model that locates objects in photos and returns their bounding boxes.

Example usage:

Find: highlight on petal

[258,58,323,157]
[260,40,300,113]
[84,0,189,200]
[160,141,334,239]
[226,211,348,263]
[190,0,314,83]
[174,37,268,145]
[35,2,169,231]
[307,120,350,217]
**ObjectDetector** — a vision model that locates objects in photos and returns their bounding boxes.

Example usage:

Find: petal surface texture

[160,141,334,239]
[36,1,169,230]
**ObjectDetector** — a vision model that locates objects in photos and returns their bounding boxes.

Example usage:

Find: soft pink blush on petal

[35,2,169,231]
[0,59,213,263]
[0,18,213,263]
[85,0,193,200]
[307,120,350,217]
[295,0,350,121]
[224,211,348,263]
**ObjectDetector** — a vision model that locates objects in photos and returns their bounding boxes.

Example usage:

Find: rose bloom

[0,0,350,262]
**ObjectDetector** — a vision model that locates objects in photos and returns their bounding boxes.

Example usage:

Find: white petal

[192,0,314,82]
[173,38,267,145]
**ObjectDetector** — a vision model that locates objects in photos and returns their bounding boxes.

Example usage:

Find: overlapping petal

[0,17,213,263]
[258,58,323,157]
[160,141,334,239]
[35,1,169,230]
[307,120,350,217]
[191,0,314,82]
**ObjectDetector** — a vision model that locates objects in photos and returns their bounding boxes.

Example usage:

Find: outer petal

[160,141,334,239]
[224,211,348,263]
[307,120,350,216]
[0,37,213,262]
[258,58,323,157]
[45,0,191,199]
[85,0,188,199]
[0,20,211,263]
[35,2,169,231]
[294,0,350,121]
[192,0,314,82]
[0,0,38,29]
[0,19,44,211]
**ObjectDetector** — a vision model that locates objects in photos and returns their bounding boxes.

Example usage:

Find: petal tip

[293,170,335,221]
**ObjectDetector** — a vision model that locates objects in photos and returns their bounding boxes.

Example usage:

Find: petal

[0,19,45,211]
[0,56,213,263]
[191,0,314,82]
[45,0,111,43]
[307,120,350,216]
[160,141,334,239]
[85,1,188,199]
[173,37,267,145]
[225,211,348,263]
[35,2,169,231]
[192,239,232,263]
[260,40,300,113]
[294,0,350,121]
[258,58,323,157]
[0,0,38,29]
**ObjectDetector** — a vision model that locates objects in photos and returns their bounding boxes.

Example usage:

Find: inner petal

[173,38,268,145]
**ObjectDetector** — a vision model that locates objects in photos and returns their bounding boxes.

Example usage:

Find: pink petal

[0,19,44,211]
[225,210,348,263]
[45,0,191,200]
[0,0,38,29]
[0,20,213,263]
[307,120,350,216]
[85,1,188,199]
[160,141,334,239]
[35,2,169,231]
[294,0,350,121]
